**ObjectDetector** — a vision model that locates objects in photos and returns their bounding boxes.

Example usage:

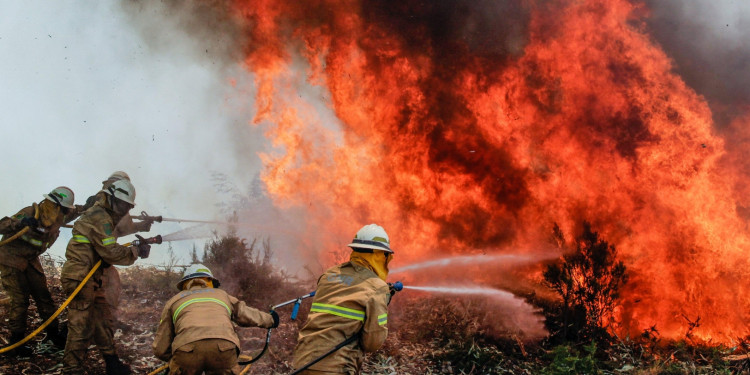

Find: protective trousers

[61,277,116,374]
[98,266,121,328]
[168,339,238,375]
[0,264,59,335]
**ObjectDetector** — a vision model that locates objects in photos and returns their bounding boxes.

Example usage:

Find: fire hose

[146,290,318,375]
[0,235,163,355]
[147,281,403,374]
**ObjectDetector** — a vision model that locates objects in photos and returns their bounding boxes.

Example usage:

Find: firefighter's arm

[88,220,139,266]
[152,304,175,361]
[360,284,390,352]
[0,216,20,234]
[112,215,138,237]
[229,295,275,328]
[0,207,34,234]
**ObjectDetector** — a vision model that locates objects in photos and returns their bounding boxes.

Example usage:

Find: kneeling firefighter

[153,264,279,374]
[292,224,394,375]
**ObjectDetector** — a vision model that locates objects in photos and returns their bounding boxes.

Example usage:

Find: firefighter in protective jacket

[60,179,151,375]
[292,224,394,374]
[79,171,154,347]
[153,264,279,374]
[0,186,77,356]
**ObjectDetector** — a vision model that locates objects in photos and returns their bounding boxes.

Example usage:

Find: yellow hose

[0,259,102,354]
[0,203,39,247]
[0,237,133,354]
[147,355,253,375]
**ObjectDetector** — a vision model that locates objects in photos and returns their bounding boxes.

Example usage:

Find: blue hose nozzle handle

[291,300,301,320]
[389,281,403,292]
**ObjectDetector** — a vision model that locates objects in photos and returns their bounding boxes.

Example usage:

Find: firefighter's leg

[26,266,63,341]
[62,279,95,374]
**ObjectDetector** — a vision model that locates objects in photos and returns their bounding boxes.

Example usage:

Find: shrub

[543,222,627,345]
[542,342,600,375]
[200,229,304,308]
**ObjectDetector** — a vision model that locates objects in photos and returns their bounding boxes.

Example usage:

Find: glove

[137,219,153,232]
[270,310,280,328]
[20,217,39,228]
[135,235,151,259]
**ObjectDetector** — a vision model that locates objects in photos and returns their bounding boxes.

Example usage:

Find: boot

[45,325,67,348]
[103,354,132,375]
[5,331,33,357]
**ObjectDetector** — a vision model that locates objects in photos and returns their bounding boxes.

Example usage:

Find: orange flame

[230,0,750,342]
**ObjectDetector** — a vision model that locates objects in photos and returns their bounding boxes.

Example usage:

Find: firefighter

[153,263,279,374]
[292,224,394,374]
[80,171,154,333]
[0,187,77,356]
[60,179,152,375]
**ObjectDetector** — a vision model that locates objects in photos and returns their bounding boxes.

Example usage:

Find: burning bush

[543,222,628,345]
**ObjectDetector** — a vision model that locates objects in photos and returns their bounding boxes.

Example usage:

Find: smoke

[643,0,750,127]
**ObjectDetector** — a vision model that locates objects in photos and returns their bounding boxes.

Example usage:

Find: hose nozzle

[131,235,162,247]
[388,281,403,294]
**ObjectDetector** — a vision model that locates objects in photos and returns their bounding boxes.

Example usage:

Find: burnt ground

[0,260,445,375]
[2,257,750,374]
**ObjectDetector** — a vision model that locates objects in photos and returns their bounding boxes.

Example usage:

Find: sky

[0,1,270,268]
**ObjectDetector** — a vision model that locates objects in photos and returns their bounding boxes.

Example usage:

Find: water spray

[390,253,558,274]
[133,211,231,225]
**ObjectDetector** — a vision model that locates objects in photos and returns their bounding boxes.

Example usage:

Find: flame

[229,0,750,342]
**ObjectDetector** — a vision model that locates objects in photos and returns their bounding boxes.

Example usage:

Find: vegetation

[543,221,628,345]
[1,227,748,374]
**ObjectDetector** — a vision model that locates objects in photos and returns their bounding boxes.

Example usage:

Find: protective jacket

[60,201,139,282]
[0,202,75,272]
[152,281,275,362]
[292,261,390,373]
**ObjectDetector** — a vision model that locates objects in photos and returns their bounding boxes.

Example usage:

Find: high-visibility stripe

[310,303,365,321]
[378,313,388,325]
[73,235,90,244]
[102,237,116,246]
[173,298,231,323]
[21,235,44,247]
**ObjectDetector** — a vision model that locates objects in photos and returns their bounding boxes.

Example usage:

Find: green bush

[542,342,600,375]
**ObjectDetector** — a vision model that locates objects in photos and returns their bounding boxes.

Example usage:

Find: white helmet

[103,179,136,205]
[44,186,75,209]
[176,263,221,290]
[348,224,393,253]
[102,170,130,185]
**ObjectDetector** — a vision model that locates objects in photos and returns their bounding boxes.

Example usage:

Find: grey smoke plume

[644,0,750,127]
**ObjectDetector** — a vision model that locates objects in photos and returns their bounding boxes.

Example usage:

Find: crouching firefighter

[292,224,395,375]
[152,264,279,375]
[60,179,153,375]
[0,187,77,356]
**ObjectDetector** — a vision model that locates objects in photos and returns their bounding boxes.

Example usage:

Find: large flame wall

[231,0,750,341]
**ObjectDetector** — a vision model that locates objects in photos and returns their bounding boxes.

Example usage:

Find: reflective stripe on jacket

[61,202,138,282]
[0,204,68,271]
[292,261,390,373]
[152,282,275,362]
